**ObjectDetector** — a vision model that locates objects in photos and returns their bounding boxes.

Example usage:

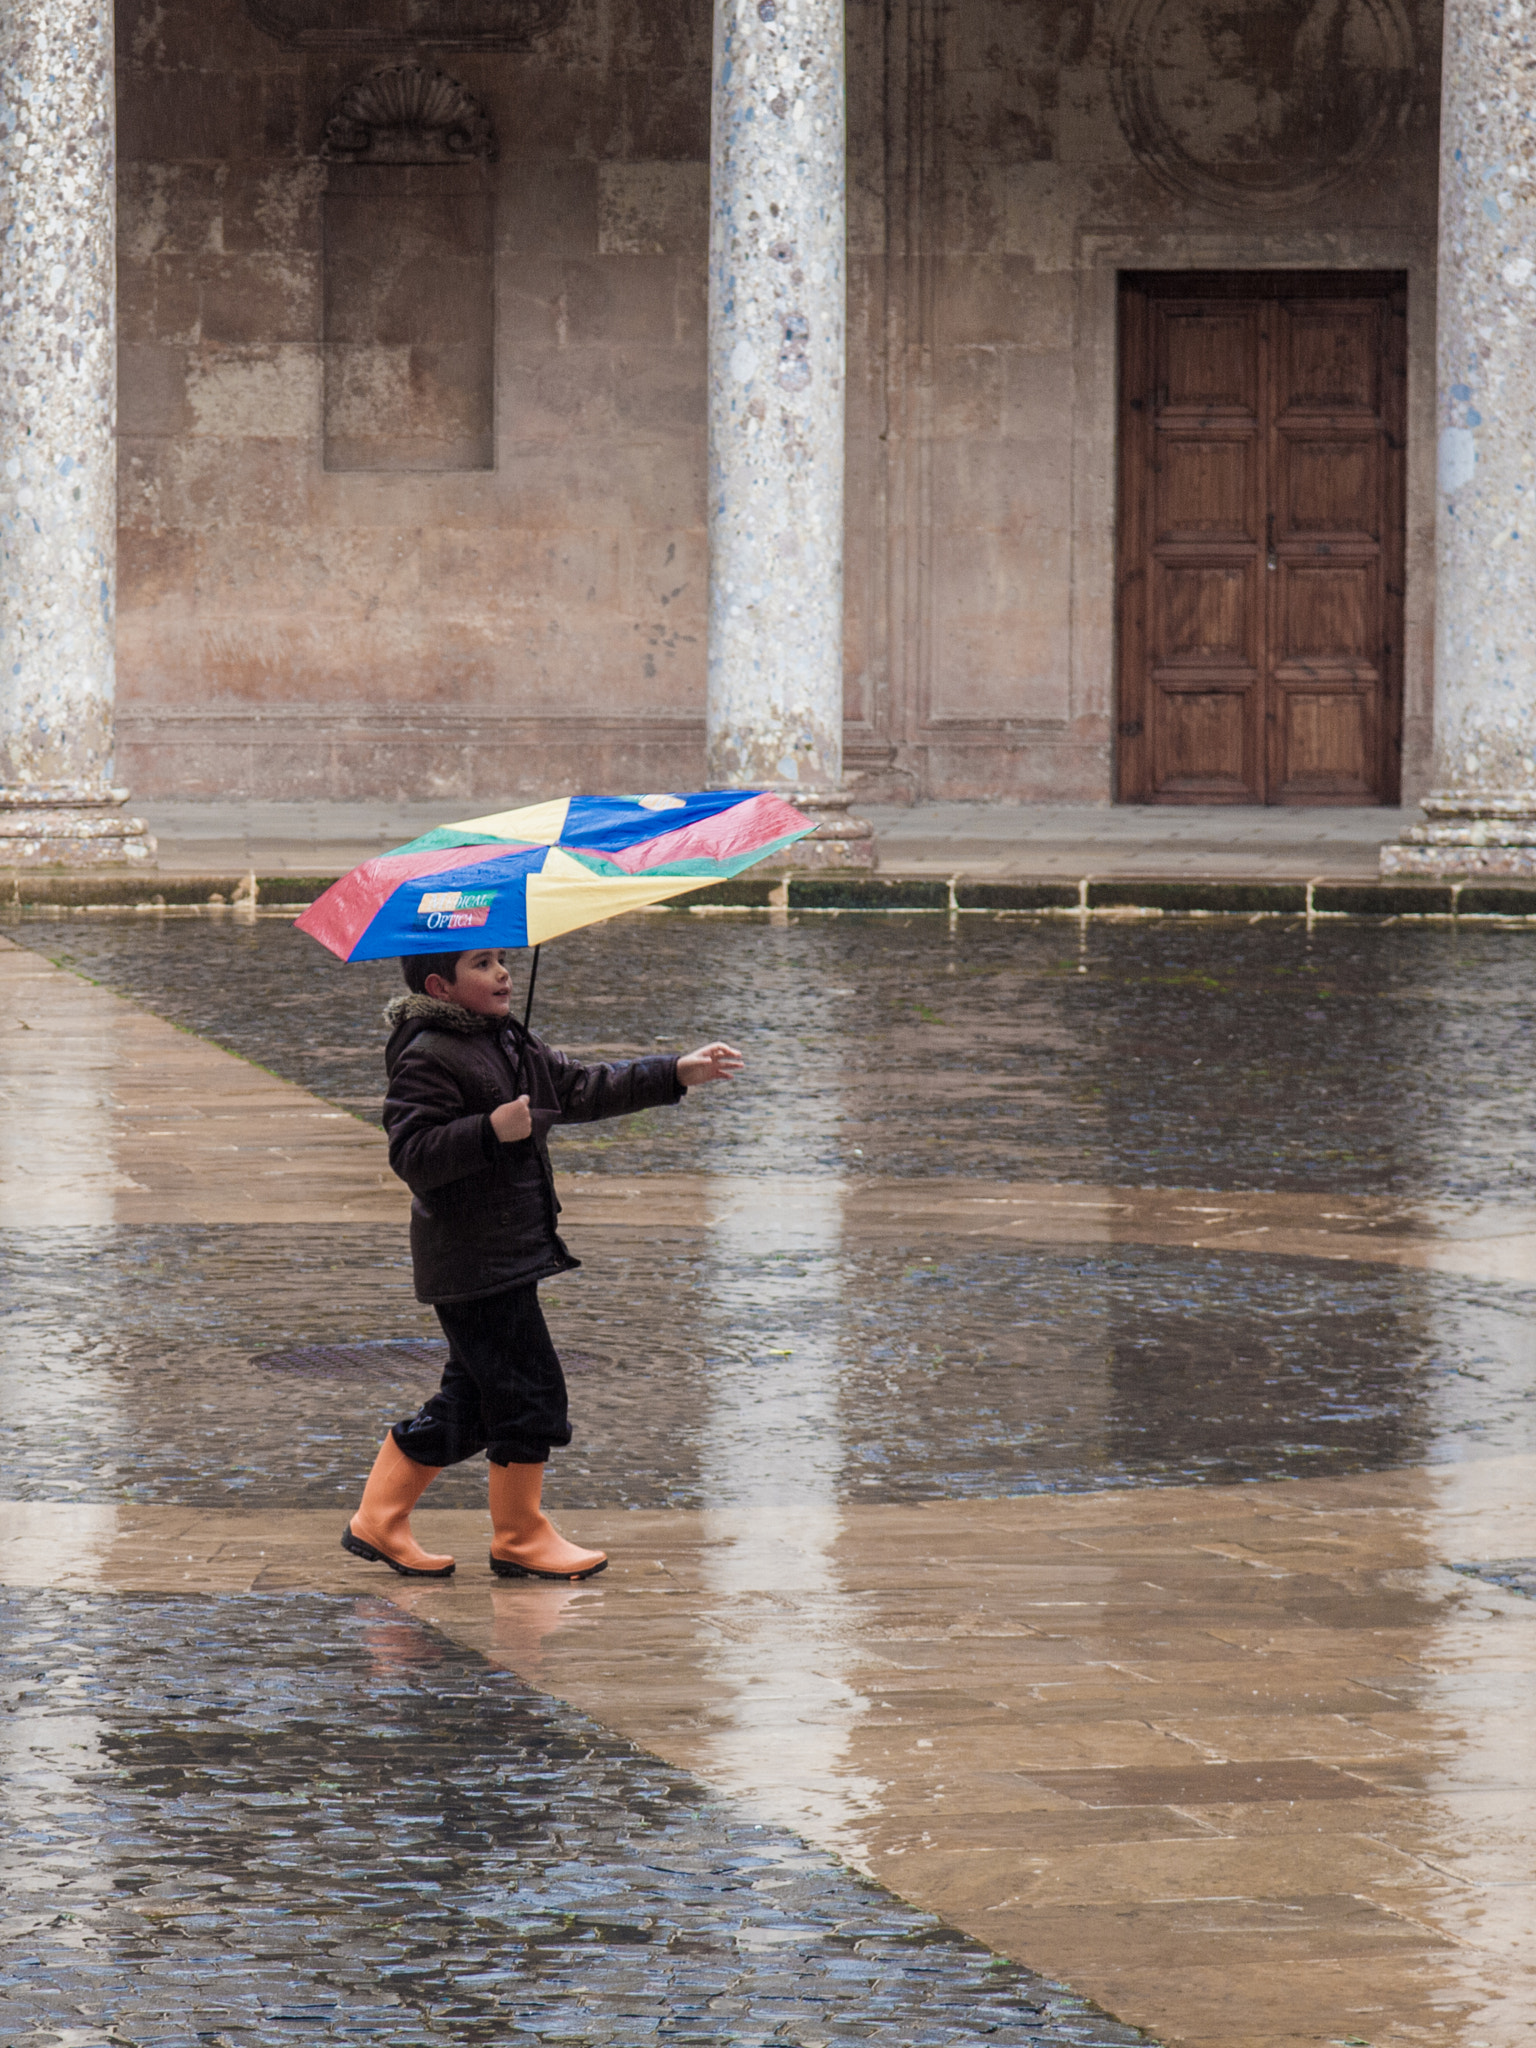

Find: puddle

[7,909,1534,1201]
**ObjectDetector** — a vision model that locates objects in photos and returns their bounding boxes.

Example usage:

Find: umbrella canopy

[295,789,814,961]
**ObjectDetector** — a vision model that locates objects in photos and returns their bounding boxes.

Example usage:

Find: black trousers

[391,1284,571,1469]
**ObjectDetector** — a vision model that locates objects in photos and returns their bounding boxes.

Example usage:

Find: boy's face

[425,949,513,1017]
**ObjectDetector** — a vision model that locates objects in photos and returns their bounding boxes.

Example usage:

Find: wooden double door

[1116,273,1406,805]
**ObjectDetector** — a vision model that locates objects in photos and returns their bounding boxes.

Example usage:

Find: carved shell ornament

[1108,0,1416,211]
[321,64,498,164]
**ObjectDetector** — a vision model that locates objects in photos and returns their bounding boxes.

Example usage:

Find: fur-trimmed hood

[384,989,512,1080]
[384,991,498,1037]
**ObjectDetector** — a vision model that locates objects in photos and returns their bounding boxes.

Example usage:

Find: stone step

[5,870,1536,919]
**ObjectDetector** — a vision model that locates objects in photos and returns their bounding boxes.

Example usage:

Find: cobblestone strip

[0,1588,1151,2048]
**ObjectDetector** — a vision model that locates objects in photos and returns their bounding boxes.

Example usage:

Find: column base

[0,786,157,868]
[762,789,878,871]
[1380,790,1536,877]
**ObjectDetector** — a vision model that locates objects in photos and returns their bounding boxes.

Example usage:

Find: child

[343,944,741,1582]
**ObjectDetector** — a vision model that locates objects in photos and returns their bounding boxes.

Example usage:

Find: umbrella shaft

[513,945,540,1099]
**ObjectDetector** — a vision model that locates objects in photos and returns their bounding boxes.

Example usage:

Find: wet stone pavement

[3,912,1535,1515]
[4,907,1536,2047]
[1,1588,1143,2048]
[2,1226,1532,1511]
[10,907,1536,1201]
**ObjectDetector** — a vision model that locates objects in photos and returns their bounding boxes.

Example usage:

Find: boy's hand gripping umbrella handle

[485,946,540,1145]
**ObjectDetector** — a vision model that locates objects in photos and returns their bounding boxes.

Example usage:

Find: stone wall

[115,0,1444,804]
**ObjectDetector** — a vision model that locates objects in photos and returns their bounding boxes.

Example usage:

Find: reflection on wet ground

[0,1587,1142,2048]
[9,908,1536,1201]
[11,1463,1536,2048]
[6,910,1536,2046]
[3,1226,1533,1508]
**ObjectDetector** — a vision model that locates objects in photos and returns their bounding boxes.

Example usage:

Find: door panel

[1279,566,1375,660]
[1277,306,1380,412]
[1161,564,1253,659]
[1154,685,1257,798]
[1156,438,1255,539]
[1160,307,1260,410]
[1274,687,1375,800]
[1117,272,1405,805]
[1280,439,1378,535]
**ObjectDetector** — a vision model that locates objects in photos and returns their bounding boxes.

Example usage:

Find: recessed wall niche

[321,65,497,473]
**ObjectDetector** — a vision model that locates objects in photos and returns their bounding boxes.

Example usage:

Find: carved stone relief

[243,0,569,52]
[1109,0,1417,210]
[321,64,497,164]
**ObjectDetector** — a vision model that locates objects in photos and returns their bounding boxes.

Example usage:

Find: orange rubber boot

[488,1461,607,1581]
[342,1434,455,1577]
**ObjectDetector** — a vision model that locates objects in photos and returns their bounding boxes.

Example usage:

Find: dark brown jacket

[382,992,685,1303]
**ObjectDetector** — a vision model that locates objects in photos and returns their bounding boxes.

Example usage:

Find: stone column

[0,0,152,866]
[1384,0,1536,878]
[705,0,872,866]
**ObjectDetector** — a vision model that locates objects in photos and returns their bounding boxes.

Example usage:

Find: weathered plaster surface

[113,0,717,802]
[1385,0,1536,872]
[0,0,117,789]
[109,0,1445,807]
[706,0,845,790]
[908,0,1441,805]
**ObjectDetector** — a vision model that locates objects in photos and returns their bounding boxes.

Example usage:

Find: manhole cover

[249,1341,615,1378]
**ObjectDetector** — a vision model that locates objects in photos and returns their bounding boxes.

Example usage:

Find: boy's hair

[400,951,469,995]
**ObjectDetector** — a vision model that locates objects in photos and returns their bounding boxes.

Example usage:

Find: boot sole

[341,1526,455,1577]
[488,1552,608,1582]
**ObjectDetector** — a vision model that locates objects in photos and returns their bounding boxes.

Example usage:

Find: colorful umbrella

[294,789,814,962]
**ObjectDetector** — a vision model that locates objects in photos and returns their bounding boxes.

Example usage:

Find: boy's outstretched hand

[677,1042,744,1087]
